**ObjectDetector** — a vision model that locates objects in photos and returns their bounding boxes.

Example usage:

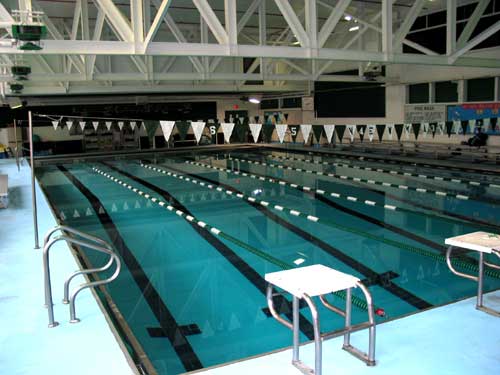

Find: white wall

[0,128,8,147]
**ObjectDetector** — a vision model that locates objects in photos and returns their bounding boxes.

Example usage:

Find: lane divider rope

[93,166,377,313]
[266,154,500,190]
[186,159,474,228]
[229,156,477,202]
[148,163,500,280]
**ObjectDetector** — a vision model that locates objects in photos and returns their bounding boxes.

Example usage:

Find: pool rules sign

[404,104,446,123]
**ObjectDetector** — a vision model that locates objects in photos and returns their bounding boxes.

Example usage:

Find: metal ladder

[43,225,121,328]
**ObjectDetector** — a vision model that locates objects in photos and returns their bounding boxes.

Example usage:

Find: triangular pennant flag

[430,122,438,137]
[52,121,59,130]
[144,121,159,140]
[176,121,190,141]
[404,124,412,139]
[356,125,367,142]
[437,122,445,135]
[335,125,346,143]
[73,209,80,218]
[105,121,112,131]
[209,122,221,144]
[347,125,356,142]
[275,124,288,143]
[453,120,461,134]
[221,122,235,143]
[160,120,176,142]
[460,120,468,135]
[79,121,86,131]
[412,123,421,140]
[367,125,376,142]
[288,125,300,142]
[191,121,205,144]
[422,122,429,138]
[66,120,74,131]
[118,121,124,131]
[262,124,275,142]
[249,123,262,143]
[234,120,249,143]
[323,125,335,143]
[394,124,404,141]
[300,124,312,143]
[376,124,386,142]
[468,119,476,132]
[130,121,137,131]
[92,121,99,131]
[85,208,93,216]
[312,125,323,143]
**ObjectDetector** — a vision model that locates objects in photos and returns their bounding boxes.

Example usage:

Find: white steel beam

[87,9,105,77]
[130,0,145,46]
[192,0,228,45]
[451,21,500,62]
[392,0,425,49]
[382,0,392,56]
[274,0,309,47]
[225,0,237,46]
[144,0,172,48]
[446,0,456,55]
[93,0,134,42]
[318,0,351,48]
[456,0,489,49]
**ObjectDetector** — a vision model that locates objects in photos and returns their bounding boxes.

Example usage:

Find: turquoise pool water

[36,148,500,374]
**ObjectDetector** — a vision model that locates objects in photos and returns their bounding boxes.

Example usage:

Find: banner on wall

[249,123,262,143]
[447,102,500,121]
[405,104,446,123]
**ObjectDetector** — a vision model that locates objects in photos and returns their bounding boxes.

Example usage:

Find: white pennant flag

[118,121,124,131]
[191,121,206,144]
[483,118,490,129]
[105,121,112,131]
[275,124,287,143]
[453,120,461,134]
[79,121,86,131]
[347,125,356,142]
[437,122,445,135]
[422,122,429,138]
[130,121,137,131]
[323,125,335,143]
[300,124,312,143]
[367,125,376,142]
[92,121,99,131]
[160,120,175,141]
[386,124,394,140]
[469,119,476,131]
[66,120,74,131]
[249,123,262,143]
[221,122,235,143]
[404,123,412,139]
[52,121,59,130]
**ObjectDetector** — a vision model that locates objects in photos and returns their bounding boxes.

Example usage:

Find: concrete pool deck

[0,159,135,375]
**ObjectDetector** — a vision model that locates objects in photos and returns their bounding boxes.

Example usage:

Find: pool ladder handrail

[43,225,121,328]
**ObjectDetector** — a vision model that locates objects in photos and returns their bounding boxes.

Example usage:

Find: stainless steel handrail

[43,225,121,327]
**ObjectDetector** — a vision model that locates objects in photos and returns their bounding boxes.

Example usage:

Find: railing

[43,225,121,328]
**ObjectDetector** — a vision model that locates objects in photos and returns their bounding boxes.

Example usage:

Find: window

[408,83,429,104]
[435,81,458,103]
[467,77,495,102]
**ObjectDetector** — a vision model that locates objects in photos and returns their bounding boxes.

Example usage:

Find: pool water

[35,148,500,374]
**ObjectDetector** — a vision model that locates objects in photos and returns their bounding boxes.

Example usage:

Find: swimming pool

[35,147,500,374]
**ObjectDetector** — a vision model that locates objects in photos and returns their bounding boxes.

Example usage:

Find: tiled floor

[0,159,134,375]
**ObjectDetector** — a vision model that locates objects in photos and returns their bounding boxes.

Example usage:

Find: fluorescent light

[249,97,260,104]
[349,26,360,32]
[291,40,300,45]
[344,15,352,21]
[10,103,23,109]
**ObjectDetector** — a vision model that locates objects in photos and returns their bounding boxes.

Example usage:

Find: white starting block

[265,264,376,375]
[445,232,500,317]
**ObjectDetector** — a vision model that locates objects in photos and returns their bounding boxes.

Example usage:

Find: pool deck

[195,289,500,375]
[0,159,135,375]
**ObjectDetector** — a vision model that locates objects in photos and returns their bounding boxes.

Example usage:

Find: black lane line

[101,162,316,340]
[155,161,433,310]
[57,166,203,372]
[232,153,500,231]
[266,146,500,176]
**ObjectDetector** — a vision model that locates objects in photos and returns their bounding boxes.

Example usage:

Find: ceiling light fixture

[249,97,260,104]
[349,26,360,32]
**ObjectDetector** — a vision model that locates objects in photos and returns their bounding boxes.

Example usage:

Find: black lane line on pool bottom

[157,162,433,310]
[57,166,203,372]
[101,162,316,340]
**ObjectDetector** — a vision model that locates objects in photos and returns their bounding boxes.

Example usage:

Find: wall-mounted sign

[302,97,314,111]
[404,104,446,123]
[447,102,500,121]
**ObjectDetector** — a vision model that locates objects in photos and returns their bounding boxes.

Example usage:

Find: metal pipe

[292,296,299,362]
[302,293,321,375]
[319,294,346,316]
[344,287,352,347]
[29,111,40,249]
[357,281,376,364]
[446,246,478,282]
[266,284,293,330]
[13,119,20,171]
[477,252,484,308]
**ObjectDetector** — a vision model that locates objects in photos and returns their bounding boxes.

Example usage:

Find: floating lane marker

[91,166,291,270]
[182,160,469,225]
[266,154,500,189]
[229,156,473,202]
